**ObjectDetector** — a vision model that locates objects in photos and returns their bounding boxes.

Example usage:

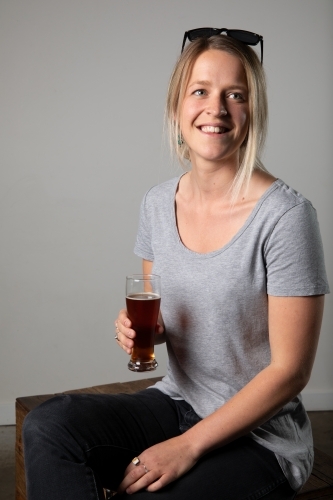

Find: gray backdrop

[1,0,332,424]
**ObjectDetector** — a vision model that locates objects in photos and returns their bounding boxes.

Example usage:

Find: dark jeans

[23,389,296,500]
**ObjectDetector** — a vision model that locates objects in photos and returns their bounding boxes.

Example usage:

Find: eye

[228,92,245,101]
[193,89,206,96]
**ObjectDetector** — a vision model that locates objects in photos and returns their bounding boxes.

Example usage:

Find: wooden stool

[15,378,333,500]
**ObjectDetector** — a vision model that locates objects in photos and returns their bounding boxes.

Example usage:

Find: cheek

[238,109,250,136]
[239,107,249,125]
[180,101,201,128]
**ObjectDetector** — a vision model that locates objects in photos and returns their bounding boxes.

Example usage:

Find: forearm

[182,363,306,460]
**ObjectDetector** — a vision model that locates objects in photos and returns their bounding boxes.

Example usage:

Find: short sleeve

[134,191,154,261]
[265,201,330,296]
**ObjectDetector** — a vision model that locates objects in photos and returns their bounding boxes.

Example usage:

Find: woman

[23,30,329,500]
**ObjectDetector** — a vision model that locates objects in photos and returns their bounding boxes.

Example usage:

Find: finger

[117,465,139,494]
[118,465,149,494]
[146,474,172,492]
[118,309,132,328]
[122,469,161,495]
[118,321,136,344]
[114,333,132,355]
[116,310,134,336]
[114,319,135,354]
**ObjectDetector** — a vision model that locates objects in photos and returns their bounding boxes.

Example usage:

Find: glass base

[128,359,158,372]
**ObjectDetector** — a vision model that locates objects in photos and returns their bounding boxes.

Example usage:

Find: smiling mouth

[200,125,228,134]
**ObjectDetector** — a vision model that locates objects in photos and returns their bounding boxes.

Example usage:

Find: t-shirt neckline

[171,174,281,258]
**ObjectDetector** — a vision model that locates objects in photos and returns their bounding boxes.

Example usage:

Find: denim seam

[242,476,287,500]
[87,464,101,499]
[184,409,192,424]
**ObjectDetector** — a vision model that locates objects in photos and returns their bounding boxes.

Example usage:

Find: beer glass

[126,274,161,372]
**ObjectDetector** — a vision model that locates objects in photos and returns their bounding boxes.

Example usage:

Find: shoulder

[259,179,316,226]
[262,181,329,296]
[266,179,313,208]
[250,178,321,252]
[142,175,182,206]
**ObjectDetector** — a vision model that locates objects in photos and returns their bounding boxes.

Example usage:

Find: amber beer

[126,275,161,372]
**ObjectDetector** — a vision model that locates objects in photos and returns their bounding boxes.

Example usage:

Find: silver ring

[143,464,149,474]
[132,457,140,466]
[115,321,119,340]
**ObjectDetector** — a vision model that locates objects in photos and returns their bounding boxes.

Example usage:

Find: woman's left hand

[117,434,198,495]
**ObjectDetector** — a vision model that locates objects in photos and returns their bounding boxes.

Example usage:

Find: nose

[206,96,227,117]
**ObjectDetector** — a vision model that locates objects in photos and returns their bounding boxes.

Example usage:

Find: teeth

[201,126,225,133]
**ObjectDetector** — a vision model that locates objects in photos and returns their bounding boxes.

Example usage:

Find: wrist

[179,426,203,462]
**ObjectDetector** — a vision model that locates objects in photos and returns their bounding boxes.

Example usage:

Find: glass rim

[126,274,161,281]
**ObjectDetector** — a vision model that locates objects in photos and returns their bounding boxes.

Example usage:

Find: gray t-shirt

[134,175,330,491]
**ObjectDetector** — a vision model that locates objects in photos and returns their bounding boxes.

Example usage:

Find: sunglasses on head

[181,27,264,64]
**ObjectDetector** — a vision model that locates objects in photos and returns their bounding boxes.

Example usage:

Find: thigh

[123,437,293,500]
[83,389,182,489]
[23,388,181,495]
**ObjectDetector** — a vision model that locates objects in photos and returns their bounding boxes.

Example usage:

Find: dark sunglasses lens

[228,30,259,46]
[188,27,221,42]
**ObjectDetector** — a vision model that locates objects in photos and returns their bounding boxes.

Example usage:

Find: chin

[196,150,235,164]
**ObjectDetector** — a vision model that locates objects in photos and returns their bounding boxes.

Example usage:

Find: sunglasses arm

[181,32,189,53]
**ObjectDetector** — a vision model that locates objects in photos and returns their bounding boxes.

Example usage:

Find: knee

[22,394,94,477]
[22,395,87,454]
[23,394,94,467]
[22,395,75,451]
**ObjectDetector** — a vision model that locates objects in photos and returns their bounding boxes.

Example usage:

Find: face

[180,49,249,167]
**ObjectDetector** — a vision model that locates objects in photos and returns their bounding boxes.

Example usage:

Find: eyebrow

[188,80,248,91]
[188,80,211,88]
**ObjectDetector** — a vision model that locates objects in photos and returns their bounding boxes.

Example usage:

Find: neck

[187,156,240,203]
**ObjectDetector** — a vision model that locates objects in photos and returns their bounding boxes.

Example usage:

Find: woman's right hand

[115,309,135,355]
[114,310,166,354]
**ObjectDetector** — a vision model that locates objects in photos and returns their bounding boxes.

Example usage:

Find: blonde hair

[166,35,268,200]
